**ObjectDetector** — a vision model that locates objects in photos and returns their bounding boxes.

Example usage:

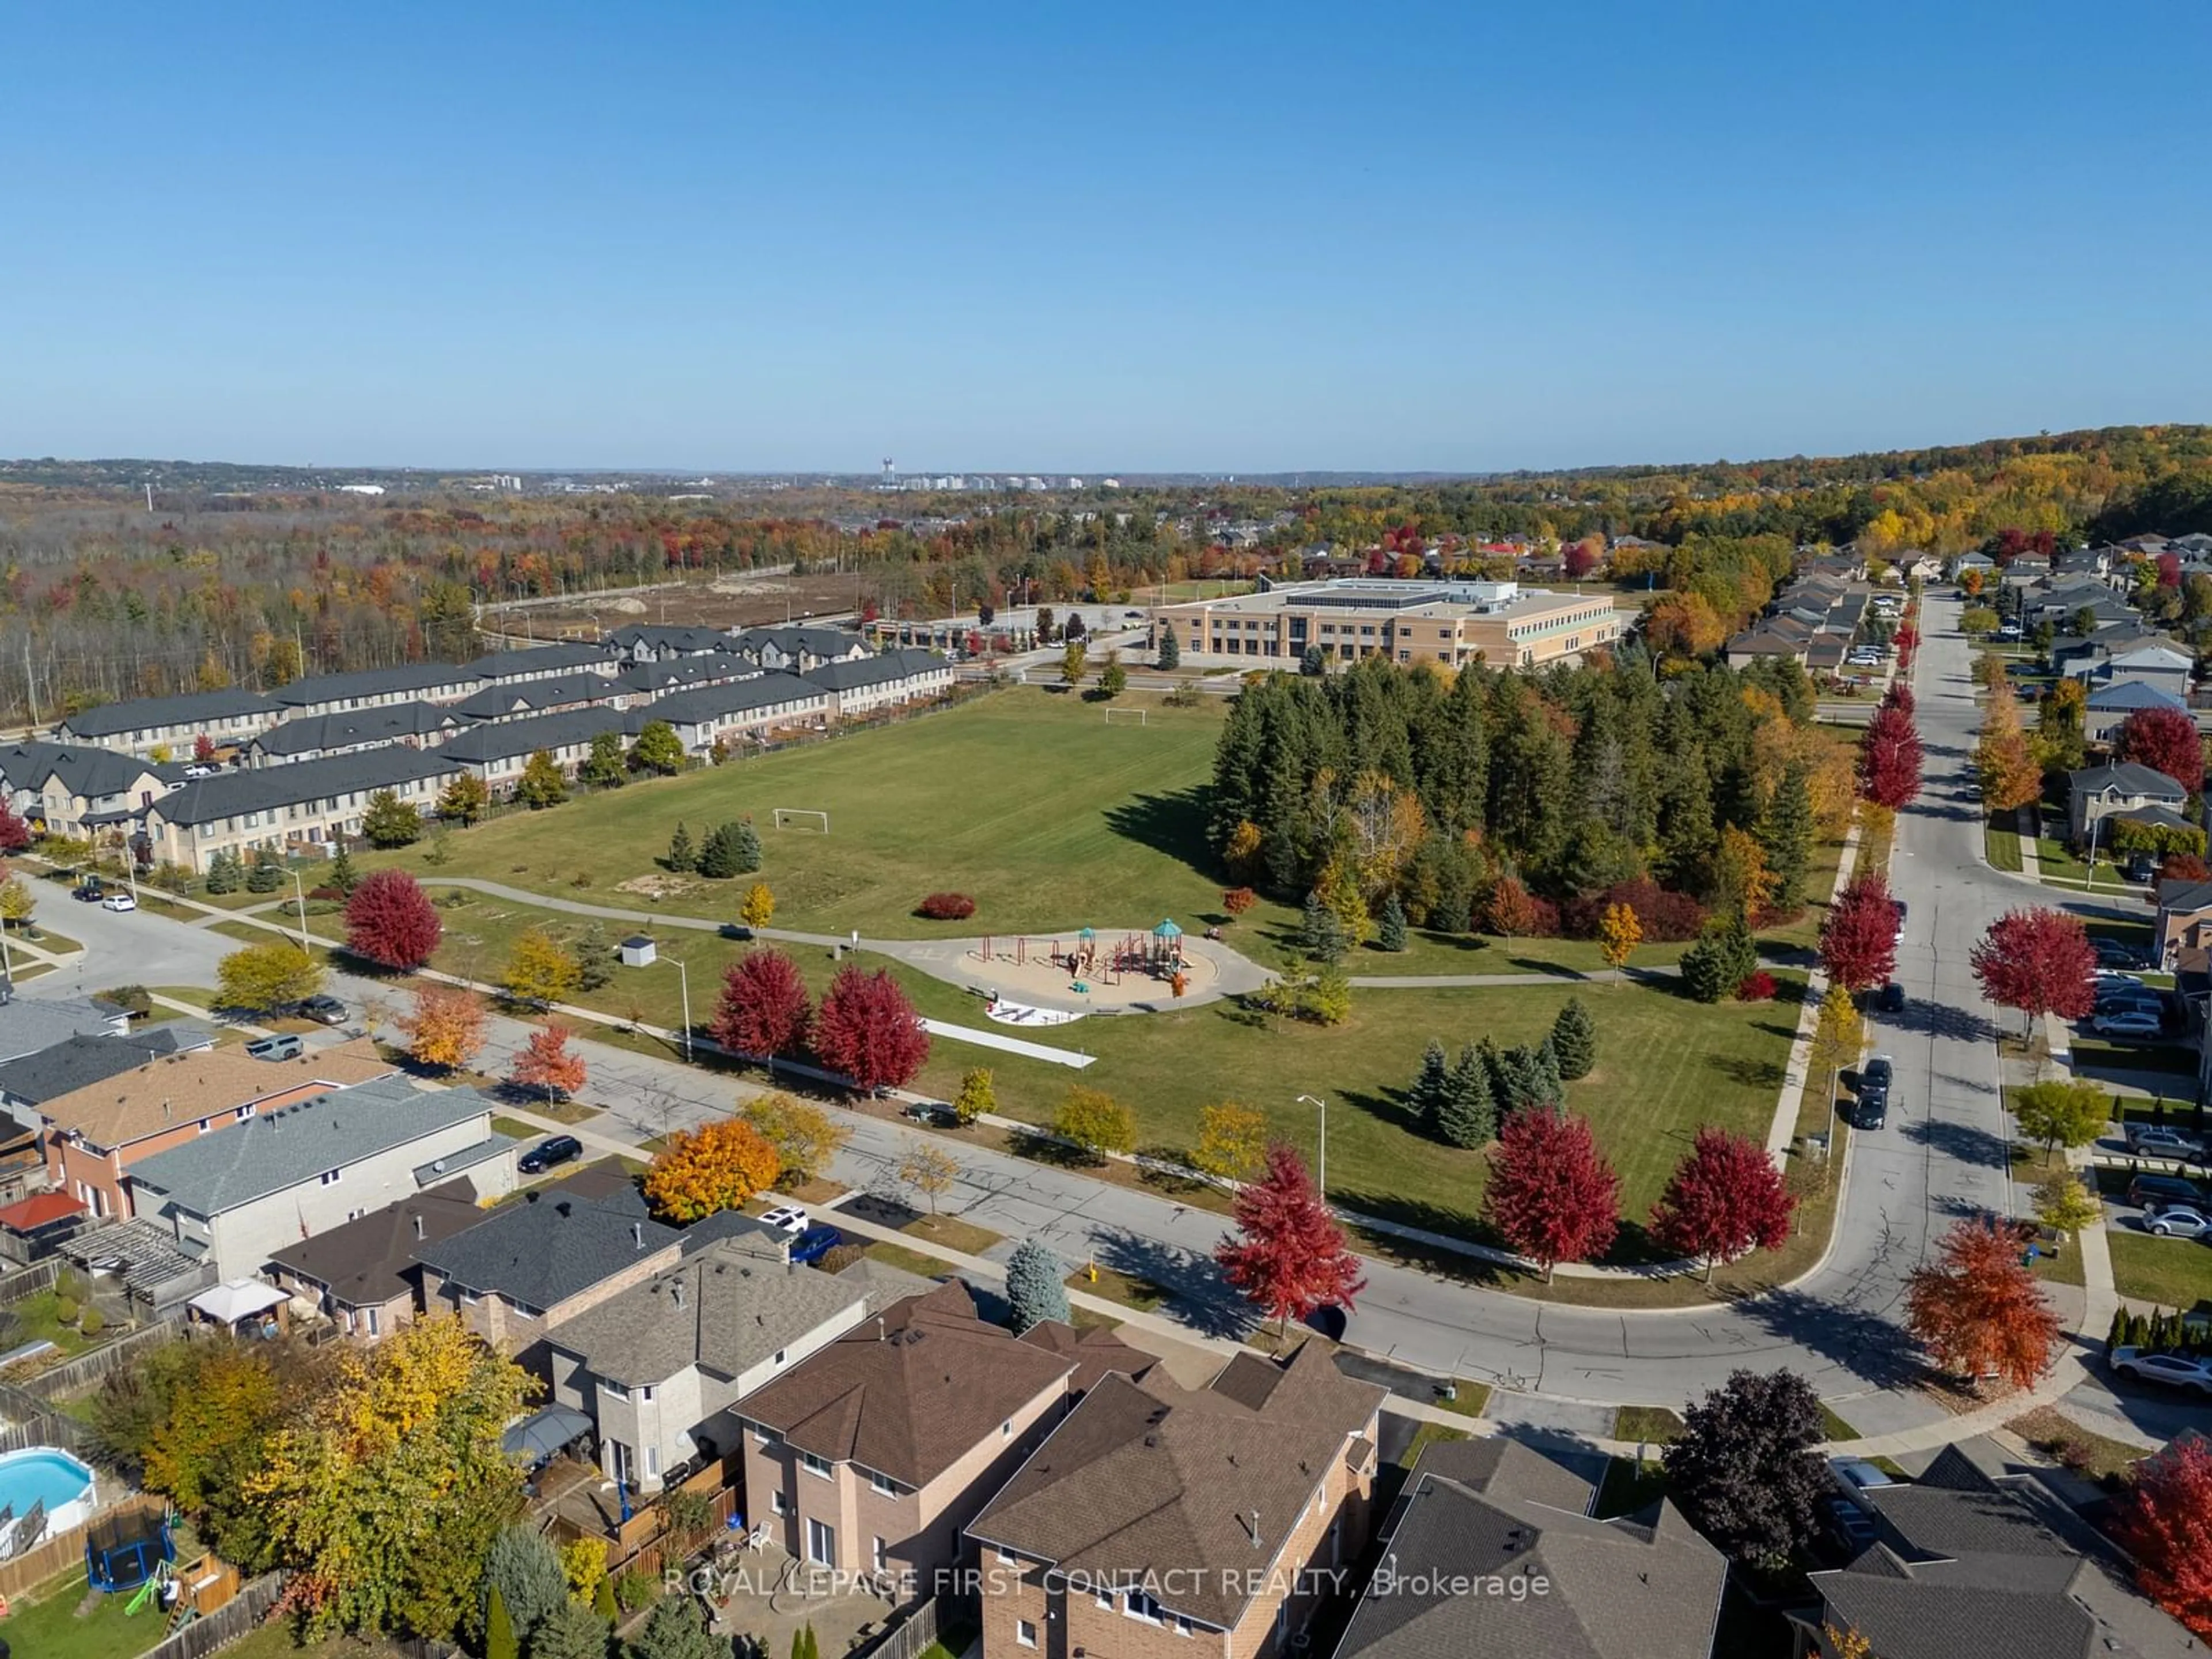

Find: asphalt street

[9,597,2116,1425]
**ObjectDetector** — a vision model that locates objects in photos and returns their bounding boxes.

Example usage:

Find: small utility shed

[619,935,657,968]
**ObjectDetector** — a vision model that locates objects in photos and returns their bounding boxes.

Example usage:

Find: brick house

[267,1180,488,1340]
[967,1339,1388,1659]
[737,1281,1078,1597]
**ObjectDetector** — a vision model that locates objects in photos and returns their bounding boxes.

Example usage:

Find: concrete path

[916,1018,1094,1067]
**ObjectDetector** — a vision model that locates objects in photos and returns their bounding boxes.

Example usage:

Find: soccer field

[394,687,1252,938]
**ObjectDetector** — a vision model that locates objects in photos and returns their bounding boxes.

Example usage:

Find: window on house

[317,1168,342,1186]
[800,1451,832,1480]
[238,1105,256,1119]
[773,1349,787,1366]
[365,1306,380,1336]
[1127,1591,1164,1624]
[1015,1621,1037,1650]
[640,1384,654,1402]
[872,1536,887,1574]
[603,1380,628,1399]
[645,1446,660,1477]
[805,1518,836,1568]
[771,1489,790,1517]
[870,1472,896,1498]
[1001,1419,1013,1438]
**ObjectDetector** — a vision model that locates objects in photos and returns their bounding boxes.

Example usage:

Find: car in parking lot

[2095,993,2162,1023]
[1876,982,1905,1014]
[296,995,347,1027]
[2125,1122,2205,1158]
[2094,940,2149,969]
[759,1205,809,1234]
[2111,1347,2212,1394]
[2125,854,2158,885]
[245,1033,304,1061]
[518,1134,583,1175]
[1853,1056,1893,1130]
[2131,1172,2207,1209]
[789,1224,844,1266]
[70,876,103,902]
[2141,1203,2212,1239]
[1820,1493,1878,1556]
[100,891,137,912]
[1996,622,2023,640]
[2094,1011,2164,1040]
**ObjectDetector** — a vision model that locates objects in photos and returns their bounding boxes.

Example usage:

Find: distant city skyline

[5,1,2207,472]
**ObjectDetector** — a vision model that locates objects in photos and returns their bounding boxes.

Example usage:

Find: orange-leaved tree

[399,984,488,1073]
[1904,1215,2062,1391]
[510,1022,587,1104]
[642,1118,781,1222]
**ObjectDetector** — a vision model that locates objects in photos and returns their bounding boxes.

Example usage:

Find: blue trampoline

[85,1508,173,1592]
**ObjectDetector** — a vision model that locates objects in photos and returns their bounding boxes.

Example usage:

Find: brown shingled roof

[1017,1319,1156,1395]
[39,1038,395,1151]
[736,1281,1075,1488]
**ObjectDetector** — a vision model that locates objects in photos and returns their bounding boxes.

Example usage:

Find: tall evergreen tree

[1003,1240,1071,1331]
[1435,1044,1496,1148]
[666,821,696,873]
[1681,915,1759,1003]
[1758,761,1815,911]
[1376,892,1407,952]
[1298,889,1346,962]
[732,819,763,873]
[696,823,740,880]
[1410,662,1488,836]
[1408,1039,1450,1128]
[1550,998,1598,1081]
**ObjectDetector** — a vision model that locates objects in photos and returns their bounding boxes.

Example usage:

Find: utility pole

[21,641,36,729]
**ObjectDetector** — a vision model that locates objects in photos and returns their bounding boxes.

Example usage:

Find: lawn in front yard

[2106,1230,2212,1313]
[5,1572,165,1659]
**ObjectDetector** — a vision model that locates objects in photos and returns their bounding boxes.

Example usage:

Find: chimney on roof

[633,1221,643,1249]
[673,1278,684,1309]
[414,1213,425,1241]
[1246,1511,1262,1548]
[161,1099,169,1120]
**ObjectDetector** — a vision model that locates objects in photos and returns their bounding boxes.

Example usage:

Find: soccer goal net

[772,808,831,833]
[1103,707,1148,726]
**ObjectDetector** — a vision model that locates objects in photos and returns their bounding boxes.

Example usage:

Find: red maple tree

[710,948,812,1062]
[192,732,218,763]
[1484,1107,1621,1281]
[2115,706,2206,794]
[0,798,32,855]
[1880,680,1915,718]
[1903,1215,2063,1391]
[1818,870,1899,992]
[811,963,930,1092]
[511,1021,588,1103]
[1858,702,1923,809]
[1649,1126,1797,1281]
[1970,907,2095,1035]
[2113,1436,2212,1639]
[1214,1143,1366,1338]
[342,869,442,970]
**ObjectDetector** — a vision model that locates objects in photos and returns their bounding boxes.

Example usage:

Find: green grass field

[367,688,1275,941]
[2107,1230,2212,1313]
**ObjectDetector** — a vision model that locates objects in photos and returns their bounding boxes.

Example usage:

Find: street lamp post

[288,866,310,955]
[675,958,693,1063]
[1298,1093,1328,1196]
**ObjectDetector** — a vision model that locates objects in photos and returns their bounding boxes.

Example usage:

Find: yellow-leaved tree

[502,927,581,1007]
[1597,902,1643,976]
[1190,1100,1268,1185]
[215,940,326,1013]
[642,1118,781,1221]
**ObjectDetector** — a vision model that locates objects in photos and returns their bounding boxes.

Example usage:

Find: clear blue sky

[5,1,2207,474]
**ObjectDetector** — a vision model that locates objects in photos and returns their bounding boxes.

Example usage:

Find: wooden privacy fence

[18,1319,180,1401]
[0,1257,60,1305]
[0,1491,165,1601]
[139,1570,287,1659]
[857,1595,967,1659]
[0,1405,85,1455]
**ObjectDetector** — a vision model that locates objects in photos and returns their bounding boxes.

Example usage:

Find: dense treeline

[1209,652,1854,938]
[1,422,2206,724]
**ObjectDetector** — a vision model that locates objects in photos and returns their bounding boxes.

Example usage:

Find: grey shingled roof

[0,995,126,1063]
[546,1232,866,1387]
[126,1076,493,1217]
[58,688,276,739]
[614,654,759,696]
[731,627,863,661]
[266,1181,486,1308]
[1811,1444,2200,1659]
[969,1339,1385,1630]
[606,625,737,655]
[0,1028,217,1105]
[415,1174,675,1309]
[1331,1437,1724,1659]
[802,648,947,693]
[149,744,463,826]
[740,1281,1075,1489]
[438,705,641,765]
[450,675,620,722]
[0,741,168,801]
[2085,680,2187,711]
[2071,762,2186,799]
[647,672,826,726]
[462,642,612,679]
[267,663,483,707]
[256,703,458,757]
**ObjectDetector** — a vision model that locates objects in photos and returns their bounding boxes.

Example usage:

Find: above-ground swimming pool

[0,1446,97,1533]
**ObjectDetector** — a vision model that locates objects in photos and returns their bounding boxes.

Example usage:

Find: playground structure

[968,919,1202,1010]
[86,1506,174,1594]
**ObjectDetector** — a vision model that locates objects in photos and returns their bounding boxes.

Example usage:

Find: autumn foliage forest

[2,423,2209,725]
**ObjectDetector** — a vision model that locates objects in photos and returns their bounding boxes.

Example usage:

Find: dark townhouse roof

[255,702,459,758]
[647,672,826,728]
[439,706,642,766]
[730,626,863,662]
[0,741,169,801]
[546,1232,867,1388]
[969,1339,1386,1631]
[1330,1437,1724,1659]
[266,1180,486,1309]
[739,1280,1075,1490]
[450,674,621,722]
[267,663,483,707]
[414,1172,676,1310]
[802,648,946,693]
[462,642,612,680]
[0,1028,218,1105]
[2070,762,2186,800]
[57,688,278,739]
[614,654,759,697]
[148,745,463,827]
[605,625,737,656]
[1810,1443,2199,1659]
[0,996,127,1064]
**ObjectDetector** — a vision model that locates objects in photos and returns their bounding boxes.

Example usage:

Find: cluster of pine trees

[1210,651,1850,937]
[666,818,760,880]
[1406,1000,1597,1149]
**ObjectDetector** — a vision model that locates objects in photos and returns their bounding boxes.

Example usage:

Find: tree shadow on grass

[1091,1230,1253,1339]
[1710,1052,1788,1090]
[1006,1128,1105,1171]
[1102,787,1215,870]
